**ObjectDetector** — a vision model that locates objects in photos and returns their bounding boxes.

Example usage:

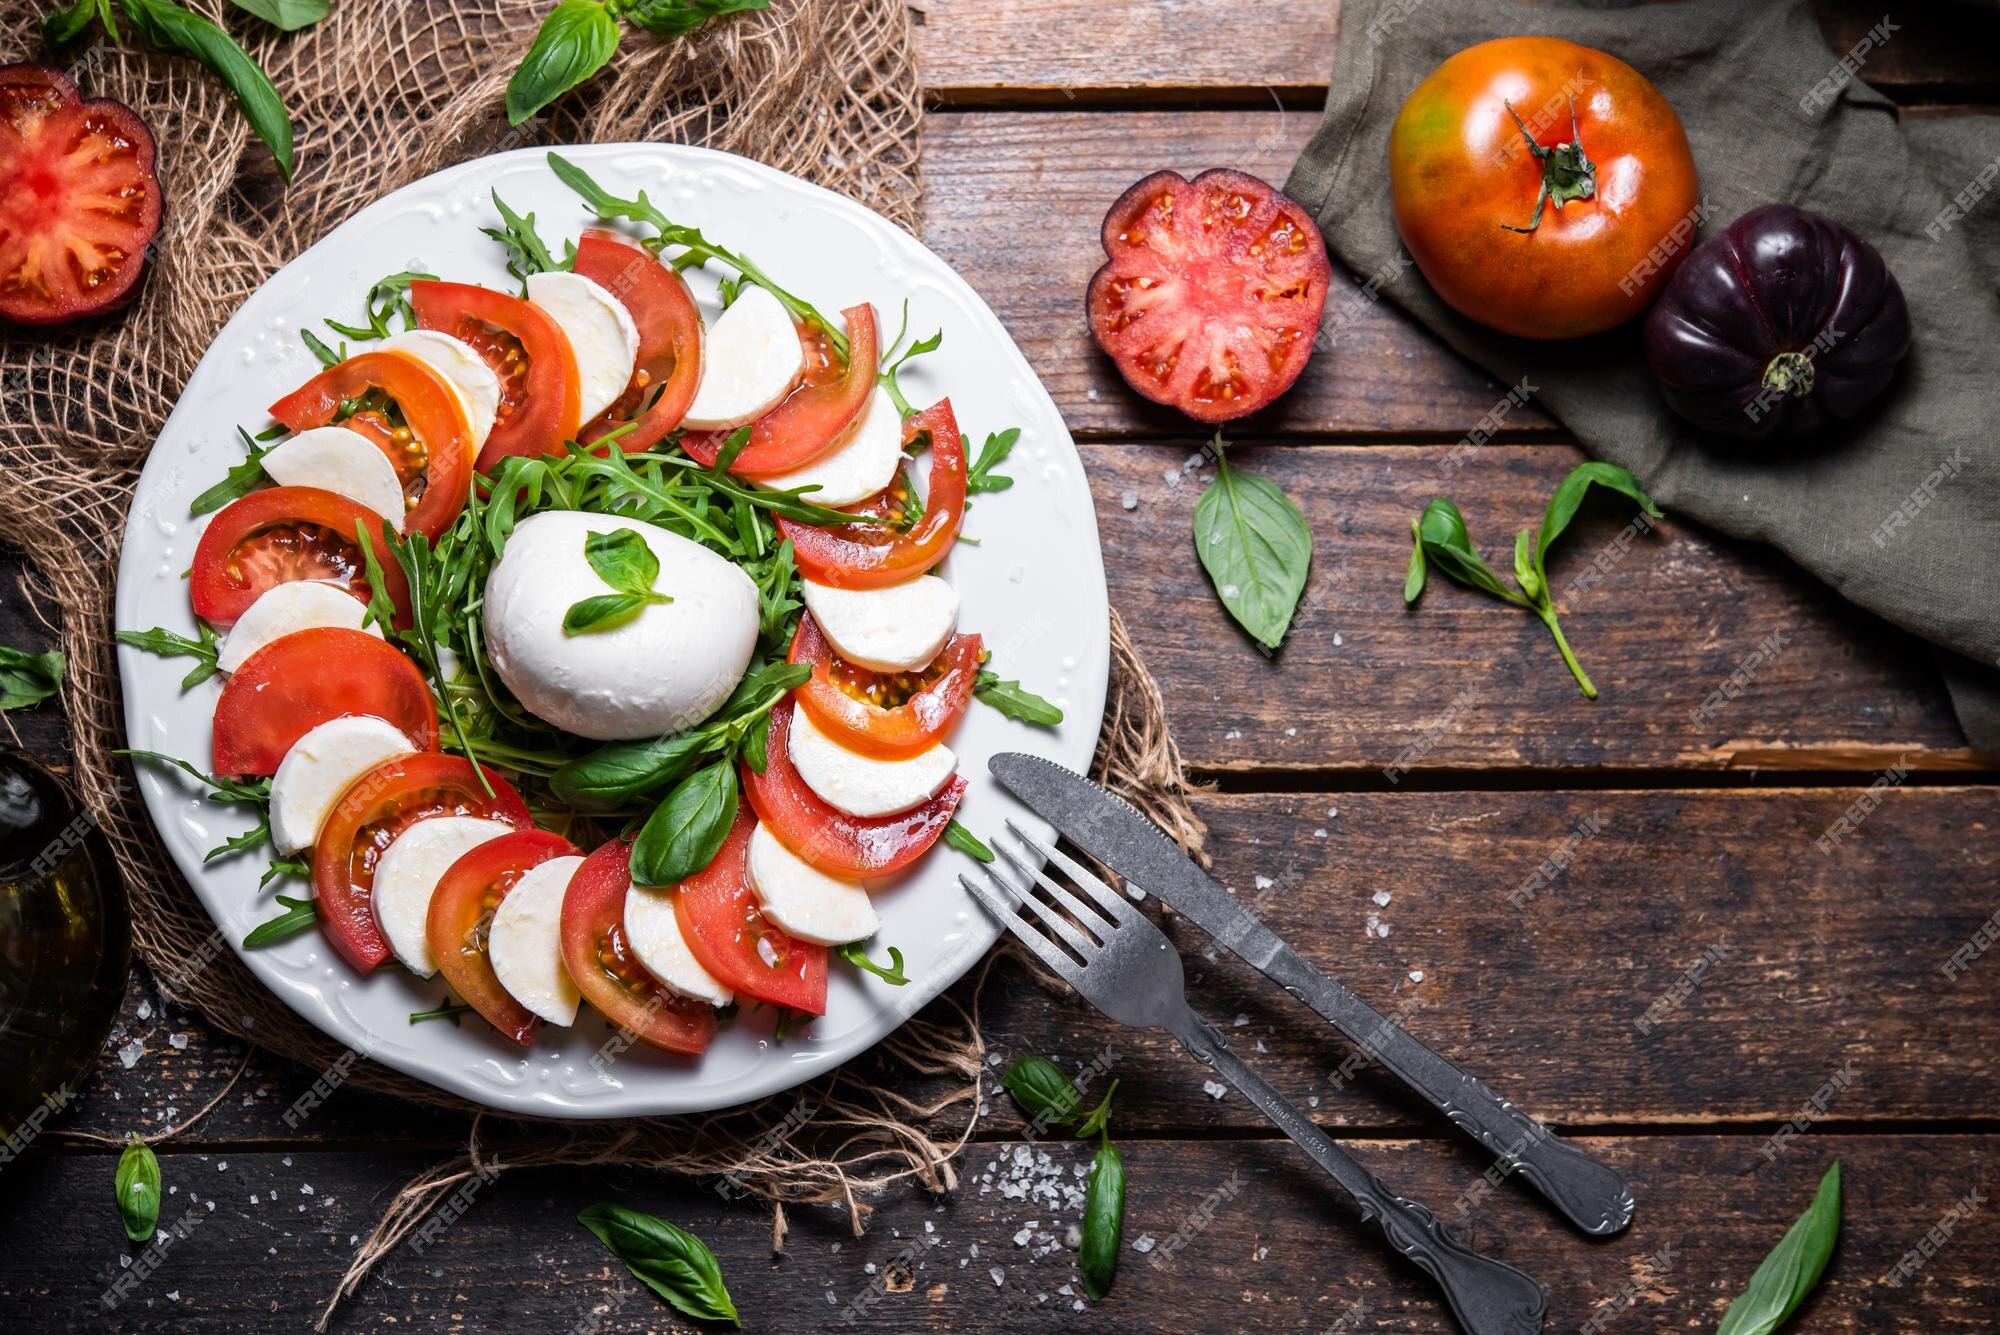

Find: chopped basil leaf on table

[1716,1160,1842,1335]
[578,1202,741,1327]
[1191,436,1313,650]
[114,1134,162,1242]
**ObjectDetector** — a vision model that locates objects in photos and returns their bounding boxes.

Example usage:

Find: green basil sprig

[999,1058,1125,1299]
[628,759,735,887]
[1192,436,1313,650]
[243,893,315,948]
[1002,1056,1085,1124]
[115,1134,162,1242]
[1716,1160,1842,1335]
[565,528,674,635]
[506,0,770,127]
[226,0,328,32]
[0,645,65,712]
[578,1202,740,1327]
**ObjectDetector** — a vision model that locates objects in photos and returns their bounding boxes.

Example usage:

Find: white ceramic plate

[114,144,1108,1117]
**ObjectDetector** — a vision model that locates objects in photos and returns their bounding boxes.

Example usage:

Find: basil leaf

[835,941,908,985]
[1512,526,1542,603]
[1414,498,1520,605]
[1402,517,1428,604]
[226,0,328,31]
[1074,1078,1118,1139]
[620,0,769,39]
[942,819,994,863]
[586,527,664,596]
[119,0,296,180]
[577,1202,740,1327]
[974,669,1063,727]
[563,591,653,635]
[189,427,272,516]
[738,712,769,774]
[505,0,621,127]
[43,0,101,45]
[1717,1160,1842,1335]
[1535,461,1662,580]
[552,729,718,808]
[243,893,315,948]
[118,623,222,689]
[115,1135,161,1242]
[629,761,737,887]
[0,646,65,711]
[1079,1137,1125,1301]
[1001,1056,1082,1124]
[1191,438,1312,649]
[965,427,1018,496]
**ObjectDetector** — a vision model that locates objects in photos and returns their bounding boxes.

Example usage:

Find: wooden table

[6,2,1999,1329]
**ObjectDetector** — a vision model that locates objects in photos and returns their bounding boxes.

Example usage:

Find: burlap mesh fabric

[1,0,1204,1319]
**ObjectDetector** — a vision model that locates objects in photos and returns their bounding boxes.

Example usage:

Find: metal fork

[964,823,1547,1335]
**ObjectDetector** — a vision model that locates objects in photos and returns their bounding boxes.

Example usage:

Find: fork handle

[1168,1007,1546,1335]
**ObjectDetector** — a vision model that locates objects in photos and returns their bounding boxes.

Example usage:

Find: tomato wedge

[411,280,581,471]
[211,627,439,776]
[742,699,966,878]
[789,613,981,759]
[559,838,719,1056]
[428,829,581,1045]
[312,754,531,975]
[672,806,828,1015]
[268,350,472,541]
[571,230,702,452]
[0,63,162,325]
[778,398,966,589]
[189,486,413,630]
[680,304,878,477]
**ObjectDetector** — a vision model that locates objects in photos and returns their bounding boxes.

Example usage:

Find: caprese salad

[120,153,1057,1058]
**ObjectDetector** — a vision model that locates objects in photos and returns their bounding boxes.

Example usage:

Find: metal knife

[989,752,1636,1237]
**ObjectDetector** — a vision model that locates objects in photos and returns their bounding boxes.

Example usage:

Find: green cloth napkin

[1286,0,2000,750]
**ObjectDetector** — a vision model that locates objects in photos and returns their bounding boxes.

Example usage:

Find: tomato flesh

[1086,168,1328,423]
[571,230,702,451]
[211,627,439,776]
[411,280,581,471]
[680,305,878,476]
[0,64,161,325]
[742,699,966,879]
[778,398,966,589]
[672,806,828,1015]
[312,755,531,974]
[790,613,981,759]
[428,829,581,1045]
[558,839,719,1056]
[189,487,413,630]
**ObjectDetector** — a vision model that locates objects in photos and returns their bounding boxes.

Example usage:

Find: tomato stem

[1499,96,1597,235]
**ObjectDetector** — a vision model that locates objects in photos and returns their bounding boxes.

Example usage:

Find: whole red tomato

[1389,37,1700,340]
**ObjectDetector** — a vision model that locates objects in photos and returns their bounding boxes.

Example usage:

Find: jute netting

[0,1,1204,1320]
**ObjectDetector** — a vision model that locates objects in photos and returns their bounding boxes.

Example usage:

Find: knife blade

[989,751,1635,1238]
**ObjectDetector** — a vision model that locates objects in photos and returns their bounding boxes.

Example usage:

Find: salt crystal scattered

[1120,490,1139,510]
[1409,970,1425,983]
[167,1291,179,1301]
[1254,875,1274,891]
[301,1184,314,1195]
[1074,1299,1086,1312]
[1232,1014,1250,1028]
[137,1000,153,1020]
[1313,828,1328,839]
[825,1292,838,1306]
[990,1266,1005,1288]
[1372,890,1392,907]
[1333,632,1343,646]
[168,1032,189,1051]
[864,1262,877,1275]
[1013,1227,1033,1246]
[1132,1235,1157,1253]
[1224,728,1242,740]
[1201,1080,1228,1100]
[1255,1040,1268,1053]
[1308,1095,1320,1108]
[117,1039,144,1069]
[1255,1246,1268,1261]
[1062,1225,1081,1249]
[1327,807,1339,819]
[1162,470,1181,488]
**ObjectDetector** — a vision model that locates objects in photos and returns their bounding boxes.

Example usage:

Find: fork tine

[987,845,1106,956]
[959,871,1087,989]
[993,839,1115,942]
[1005,820,1140,926]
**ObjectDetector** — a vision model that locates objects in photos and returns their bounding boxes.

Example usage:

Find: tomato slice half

[428,829,581,1045]
[1086,168,1330,424]
[189,486,414,631]
[0,63,161,326]
[680,304,878,476]
[571,230,702,452]
[672,806,828,1015]
[267,350,473,541]
[777,398,966,589]
[790,613,982,759]
[742,699,966,879]
[211,627,439,777]
[312,755,531,975]
[558,838,719,1056]
[411,280,581,472]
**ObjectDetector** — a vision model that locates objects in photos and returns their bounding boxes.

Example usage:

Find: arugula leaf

[877,316,940,419]
[301,327,341,367]
[205,816,270,864]
[565,528,672,634]
[324,270,437,341]
[835,941,908,985]
[1001,1056,1083,1124]
[506,0,622,127]
[483,192,563,284]
[1716,1160,1841,1335]
[243,893,315,948]
[226,0,328,32]
[115,1135,161,1242]
[1191,437,1313,650]
[1079,1136,1125,1301]
[260,853,311,890]
[942,819,994,863]
[974,669,1063,727]
[118,0,296,180]
[189,427,273,516]
[408,999,476,1026]
[0,646,65,711]
[620,0,768,39]
[120,749,270,805]
[629,760,737,887]
[118,623,222,688]
[1074,1078,1118,1139]
[965,428,1017,497]
[578,1202,740,1327]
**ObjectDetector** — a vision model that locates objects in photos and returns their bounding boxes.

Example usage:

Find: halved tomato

[672,805,827,1015]
[777,398,966,589]
[559,838,719,1056]
[1086,168,1330,423]
[411,280,581,471]
[571,230,702,452]
[428,829,581,1045]
[267,350,472,540]
[313,754,531,974]
[789,613,981,759]
[0,63,162,326]
[212,627,439,776]
[189,486,413,630]
[680,303,878,477]
[742,699,966,878]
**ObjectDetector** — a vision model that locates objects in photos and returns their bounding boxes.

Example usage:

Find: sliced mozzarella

[218,580,378,675]
[377,330,501,456]
[267,715,416,853]
[680,285,804,431]
[624,881,734,1007]
[260,426,407,529]
[757,384,903,506]
[800,574,959,674]
[483,510,759,740]
[525,271,639,424]
[745,821,880,947]
[787,706,955,818]
[371,816,515,977]
[487,855,584,1026]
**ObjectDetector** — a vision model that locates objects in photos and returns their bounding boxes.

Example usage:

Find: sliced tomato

[428,829,581,1045]
[742,699,966,879]
[777,398,966,589]
[411,280,581,471]
[680,304,878,476]
[189,486,413,630]
[312,754,531,975]
[558,838,719,1056]
[672,805,828,1015]
[1086,168,1330,423]
[571,230,702,452]
[789,613,981,759]
[0,64,161,326]
[211,627,439,776]
[267,350,472,540]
